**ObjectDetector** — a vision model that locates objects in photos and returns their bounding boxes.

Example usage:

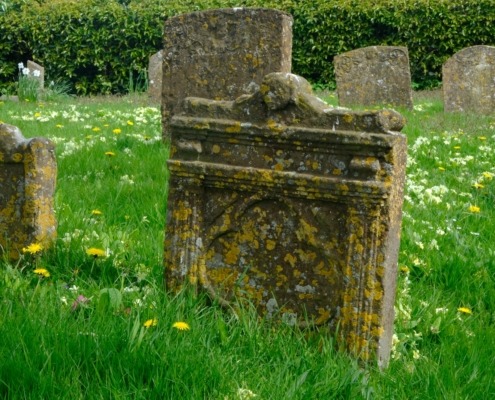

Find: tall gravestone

[0,123,57,260]
[27,60,44,89]
[161,8,293,141]
[334,46,413,110]
[443,45,495,114]
[164,72,407,367]
[148,50,163,103]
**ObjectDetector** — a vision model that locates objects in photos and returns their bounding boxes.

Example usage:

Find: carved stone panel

[0,123,57,260]
[164,73,407,367]
[443,45,495,114]
[161,8,293,140]
[334,46,413,110]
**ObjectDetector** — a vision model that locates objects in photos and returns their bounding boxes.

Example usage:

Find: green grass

[1,91,495,399]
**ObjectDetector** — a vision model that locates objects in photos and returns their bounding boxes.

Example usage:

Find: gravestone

[27,60,44,89]
[161,7,293,141]
[148,50,163,103]
[443,45,495,114]
[0,123,57,260]
[164,72,407,367]
[334,46,413,110]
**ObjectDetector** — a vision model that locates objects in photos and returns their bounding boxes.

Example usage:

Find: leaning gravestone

[161,8,293,141]
[443,45,495,114]
[27,60,44,89]
[164,72,407,367]
[334,46,413,110]
[148,50,163,103]
[0,123,57,260]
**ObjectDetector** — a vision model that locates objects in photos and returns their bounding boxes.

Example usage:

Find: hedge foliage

[0,0,494,95]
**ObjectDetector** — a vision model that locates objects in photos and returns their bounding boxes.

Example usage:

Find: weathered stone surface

[148,50,163,103]
[161,7,293,141]
[334,46,413,110]
[0,123,57,260]
[443,45,495,114]
[164,72,407,367]
[27,60,44,89]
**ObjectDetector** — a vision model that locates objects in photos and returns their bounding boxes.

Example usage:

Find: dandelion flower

[473,183,484,189]
[92,127,101,132]
[91,209,103,216]
[457,307,472,314]
[127,120,134,126]
[112,128,122,134]
[33,268,50,278]
[105,151,116,157]
[144,318,158,328]
[172,321,190,331]
[453,146,461,150]
[478,136,487,140]
[482,172,494,180]
[56,124,63,129]
[438,167,445,172]
[86,247,107,258]
[22,243,43,254]
[34,112,41,118]
[468,205,480,213]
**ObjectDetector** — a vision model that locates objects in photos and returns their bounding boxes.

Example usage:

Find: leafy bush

[0,0,493,94]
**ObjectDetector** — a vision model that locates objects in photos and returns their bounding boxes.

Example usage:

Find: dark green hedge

[0,0,493,95]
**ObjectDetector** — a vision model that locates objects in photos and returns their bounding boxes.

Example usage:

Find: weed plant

[0,92,494,399]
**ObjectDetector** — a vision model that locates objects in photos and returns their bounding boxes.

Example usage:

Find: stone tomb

[164,72,407,366]
[148,50,163,103]
[443,45,495,114]
[161,8,293,141]
[334,46,413,110]
[0,123,57,260]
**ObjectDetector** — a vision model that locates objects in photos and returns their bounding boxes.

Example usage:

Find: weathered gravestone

[161,7,293,141]
[164,72,407,366]
[334,46,413,110]
[27,60,44,89]
[443,45,495,114]
[0,123,57,260]
[148,50,163,103]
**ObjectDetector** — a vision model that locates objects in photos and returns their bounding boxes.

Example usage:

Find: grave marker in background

[334,46,413,110]
[164,72,407,367]
[161,7,293,141]
[0,123,57,260]
[27,60,44,89]
[443,45,495,114]
[148,50,163,103]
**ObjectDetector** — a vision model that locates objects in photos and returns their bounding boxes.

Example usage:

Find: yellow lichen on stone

[212,144,221,154]
[226,121,242,133]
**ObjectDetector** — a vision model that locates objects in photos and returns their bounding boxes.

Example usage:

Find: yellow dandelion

[127,120,134,126]
[112,128,122,134]
[86,135,93,140]
[86,247,107,258]
[92,127,101,132]
[453,146,461,150]
[473,183,484,189]
[22,243,43,254]
[400,265,410,274]
[105,151,116,157]
[482,172,494,180]
[33,268,50,278]
[91,209,103,216]
[172,321,190,331]
[34,112,41,118]
[478,136,487,140]
[438,167,445,172]
[56,124,63,128]
[457,307,472,314]
[468,205,480,213]
[144,318,158,328]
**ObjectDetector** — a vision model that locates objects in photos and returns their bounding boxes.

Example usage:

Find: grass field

[1,91,494,399]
